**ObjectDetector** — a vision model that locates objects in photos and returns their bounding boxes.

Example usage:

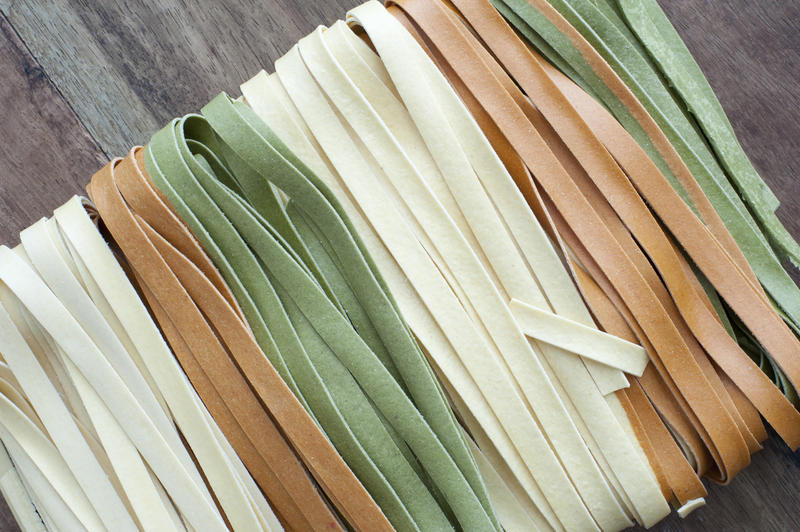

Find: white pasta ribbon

[0,196,281,531]
[510,299,648,376]
[241,3,668,528]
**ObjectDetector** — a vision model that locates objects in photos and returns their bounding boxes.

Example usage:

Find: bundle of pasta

[386,0,800,520]
[239,3,669,529]
[493,0,800,401]
[1,2,795,531]
[0,197,279,531]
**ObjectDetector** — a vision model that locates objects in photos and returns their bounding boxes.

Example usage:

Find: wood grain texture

[0,0,366,156]
[0,12,106,246]
[0,0,797,531]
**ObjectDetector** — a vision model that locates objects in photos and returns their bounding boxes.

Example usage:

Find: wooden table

[0,0,797,530]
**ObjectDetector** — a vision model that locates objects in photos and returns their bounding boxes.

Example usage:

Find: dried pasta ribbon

[0,196,280,531]
[88,151,387,531]
[194,91,497,530]
[443,0,800,451]
[389,0,753,490]
[0,444,46,532]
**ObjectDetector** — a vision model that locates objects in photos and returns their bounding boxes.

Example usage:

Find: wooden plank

[0,0,797,530]
[0,0,364,156]
[0,13,106,246]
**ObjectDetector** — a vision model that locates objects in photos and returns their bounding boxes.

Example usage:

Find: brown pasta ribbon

[386,4,708,505]
[465,0,799,446]
[87,148,392,532]
[386,4,713,504]
[387,0,800,503]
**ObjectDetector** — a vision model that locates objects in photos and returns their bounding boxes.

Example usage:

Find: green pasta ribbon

[143,94,498,531]
[616,0,798,261]
[493,0,800,393]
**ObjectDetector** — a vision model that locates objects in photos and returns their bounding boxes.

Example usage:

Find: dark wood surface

[0,0,797,530]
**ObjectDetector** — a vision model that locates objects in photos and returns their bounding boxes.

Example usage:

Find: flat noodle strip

[200,93,499,531]
[445,0,800,450]
[88,152,389,531]
[587,234,716,466]
[245,64,565,531]
[465,434,542,532]
[510,299,647,375]
[0,444,45,532]
[547,167,756,466]
[391,0,754,487]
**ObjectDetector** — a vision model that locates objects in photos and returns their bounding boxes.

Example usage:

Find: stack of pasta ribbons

[0,1,797,531]
[0,198,281,531]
